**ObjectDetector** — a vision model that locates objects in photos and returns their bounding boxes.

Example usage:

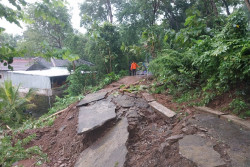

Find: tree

[23,0,73,50]
[245,0,250,12]
[0,0,27,69]
[80,0,115,27]
[85,22,125,74]
[0,80,35,127]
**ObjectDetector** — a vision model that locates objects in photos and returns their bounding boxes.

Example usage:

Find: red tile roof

[0,58,35,71]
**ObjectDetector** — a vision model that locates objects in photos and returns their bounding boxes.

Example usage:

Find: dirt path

[17,76,250,167]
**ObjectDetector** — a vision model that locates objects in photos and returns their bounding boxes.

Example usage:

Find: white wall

[10,72,51,89]
[0,71,11,83]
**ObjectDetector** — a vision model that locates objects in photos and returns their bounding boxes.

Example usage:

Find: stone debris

[179,135,226,167]
[75,118,129,167]
[113,95,135,108]
[77,91,107,107]
[135,98,149,109]
[142,92,155,102]
[77,99,116,134]
[59,125,67,132]
[166,134,184,143]
[149,101,176,118]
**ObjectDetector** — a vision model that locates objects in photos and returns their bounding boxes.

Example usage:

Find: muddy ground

[16,76,250,167]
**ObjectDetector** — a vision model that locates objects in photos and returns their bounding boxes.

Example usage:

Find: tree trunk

[72,61,76,71]
[222,0,230,15]
[106,0,113,23]
[108,47,112,73]
[152,0,160,25]
[245,0,250,12]
[210,0,218,16]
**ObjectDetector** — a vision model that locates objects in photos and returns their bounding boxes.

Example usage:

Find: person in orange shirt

[130,61,139,76]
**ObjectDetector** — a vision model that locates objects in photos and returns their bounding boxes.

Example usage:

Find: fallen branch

[6,125,11,130]
[42,103,76,122]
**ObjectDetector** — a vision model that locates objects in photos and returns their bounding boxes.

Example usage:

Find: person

[130,61,139,76]
[129,64,132,76]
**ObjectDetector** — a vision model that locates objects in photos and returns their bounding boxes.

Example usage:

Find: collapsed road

[17,76,250,167]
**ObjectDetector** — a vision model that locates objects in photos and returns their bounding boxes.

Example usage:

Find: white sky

[0,0,86,35]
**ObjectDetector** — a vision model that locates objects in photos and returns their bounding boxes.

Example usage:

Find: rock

[67,115,74,121]
[113,95,135,108]
[182,126,197,135]
[127,108,139,126]
[77,99,116,134]
[163,130,172,137]
[75,118,129,167]
[159,142,170,152]
[127,108,139,118]
[142,93,155,102]
[116,108,128,119]
[149,101,176,118]
[59,125,67,132]
[166,134,184,143]
[179,135,226,167]
[135,98,149,109]
[77,92,107,107]
[199,127,208,132]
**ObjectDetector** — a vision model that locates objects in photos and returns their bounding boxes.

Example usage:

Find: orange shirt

[131,62,139,70]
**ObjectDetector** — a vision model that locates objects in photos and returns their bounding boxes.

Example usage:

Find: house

[0,57,93,96]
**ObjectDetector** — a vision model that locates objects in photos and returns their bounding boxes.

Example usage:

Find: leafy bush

[150,10,250,114]
[0,80,35,128]
[229,98,250,118]
[66,65,96,96]
[0,134,47,167]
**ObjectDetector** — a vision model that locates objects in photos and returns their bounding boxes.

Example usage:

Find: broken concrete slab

[75,118,129,167]
[77,91,107,107]
[135,98,149,109]
[194,106,225,116]
[221,114,250,129]
[179,135,226,167]
[166,134,183,143]
[194,106,250,130]
[142,92,155,102]
[113,95,135,108]
[77,99,116,134]
[191,113,250,166]
[149,101,176,118]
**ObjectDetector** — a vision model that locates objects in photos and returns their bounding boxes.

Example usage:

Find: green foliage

[66,65,95,96]
[0,134,47,167]
[150,10,250,113]
[48,95,83,115]
[85,22,126,74]
[102,72,120,85]
[229,98,250,118]
[0,80,35,128]
[220,10,248,39]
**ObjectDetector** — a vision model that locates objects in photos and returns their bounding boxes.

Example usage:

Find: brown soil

[17,103,117,167]
[207,91,234,114]
[124,107,196,167]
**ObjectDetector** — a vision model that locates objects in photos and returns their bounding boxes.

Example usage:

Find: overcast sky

[0,0,85,35]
